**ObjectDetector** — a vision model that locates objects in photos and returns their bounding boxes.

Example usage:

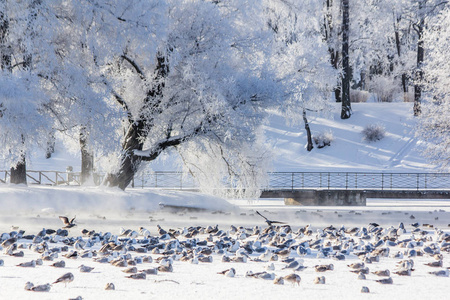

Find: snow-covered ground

[0,102,449,299]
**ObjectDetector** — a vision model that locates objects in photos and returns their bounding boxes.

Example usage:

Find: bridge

[1,170,449,206]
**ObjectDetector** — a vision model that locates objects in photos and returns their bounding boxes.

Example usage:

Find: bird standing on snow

[53,272,74,287]
[283,273,301,285]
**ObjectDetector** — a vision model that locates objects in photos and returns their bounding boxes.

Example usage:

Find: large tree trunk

[105,53,168,190]
[104,122,145,190]
[340,0,351,119]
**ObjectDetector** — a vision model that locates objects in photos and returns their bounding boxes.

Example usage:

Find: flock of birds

[0,211,449,298]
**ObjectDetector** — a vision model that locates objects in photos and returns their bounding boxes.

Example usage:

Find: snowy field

[0,186,449,300]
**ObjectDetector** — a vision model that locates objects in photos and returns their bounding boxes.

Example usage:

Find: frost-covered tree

[39,1,130,185]
[416,5,450,170]
[264,0,337,151]
[65,0,276,195]
[0,0,53,184]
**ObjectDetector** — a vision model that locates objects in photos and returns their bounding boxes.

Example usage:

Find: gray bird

[140,268,158,275]
[372,269,390,277]
[17,260,36,268]
[361,286,370,293]
[158,264,173,272]
[315,264,334,272]
[126,272,146,280]
[79,265,94,273]
[394,269,411,276]
[376,277,393,284]
[53,272,74,287]
[256,211,286,227]
[51,260,66,268]
[424,260,443,268]
[122,267,138,274]
[59,216,76,229]
[282,260,301,270]
[283,273,301,285]
[428,270,449,277]
[30,283,51,292]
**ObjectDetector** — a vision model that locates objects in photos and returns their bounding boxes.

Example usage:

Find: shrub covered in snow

[362,123,385,142]
[313,131,334,148]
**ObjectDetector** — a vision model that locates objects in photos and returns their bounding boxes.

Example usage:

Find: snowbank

[0,185,236,215]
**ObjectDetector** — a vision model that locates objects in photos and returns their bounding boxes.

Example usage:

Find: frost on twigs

[362,123,385,142]
[313,131,334,148]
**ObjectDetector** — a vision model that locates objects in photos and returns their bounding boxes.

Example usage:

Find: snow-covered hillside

[266,102,436,172]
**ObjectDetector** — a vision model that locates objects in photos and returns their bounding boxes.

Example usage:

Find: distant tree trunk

[10,135,27,185]
[323,0,342,103]
[79,127,94,185]
[340,0,352,119]
[413,2,425,116]
[46,131,55,159]
[393,13,409,100]
[10,158,27,185]
[303,108,314,152]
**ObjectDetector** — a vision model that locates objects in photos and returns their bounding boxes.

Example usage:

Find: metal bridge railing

[1,170,449,191]
[262,172,449,191]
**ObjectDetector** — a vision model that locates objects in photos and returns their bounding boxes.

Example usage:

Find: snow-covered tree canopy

[416,5,450,170]
[1,0,448,190]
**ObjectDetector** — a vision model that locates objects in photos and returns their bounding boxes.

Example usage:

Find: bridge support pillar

[284,190,366,206]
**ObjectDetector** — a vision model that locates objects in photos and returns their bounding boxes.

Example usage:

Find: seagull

[105,283,115,290]
[372,269,390,277]
[51,260,66,268]
[273,277,285,285]
[314,276,326,284]
[256,211,286,227]
[78,265,95,273]
[428,270,449,277]
[17,260,36,268]
[53,272,74,287]
[140,268,158,275]
[376,277,393,284]
[59,216,76,229]
[126,272,146,280]
[283,273,301,285]
[30,283,51,292]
